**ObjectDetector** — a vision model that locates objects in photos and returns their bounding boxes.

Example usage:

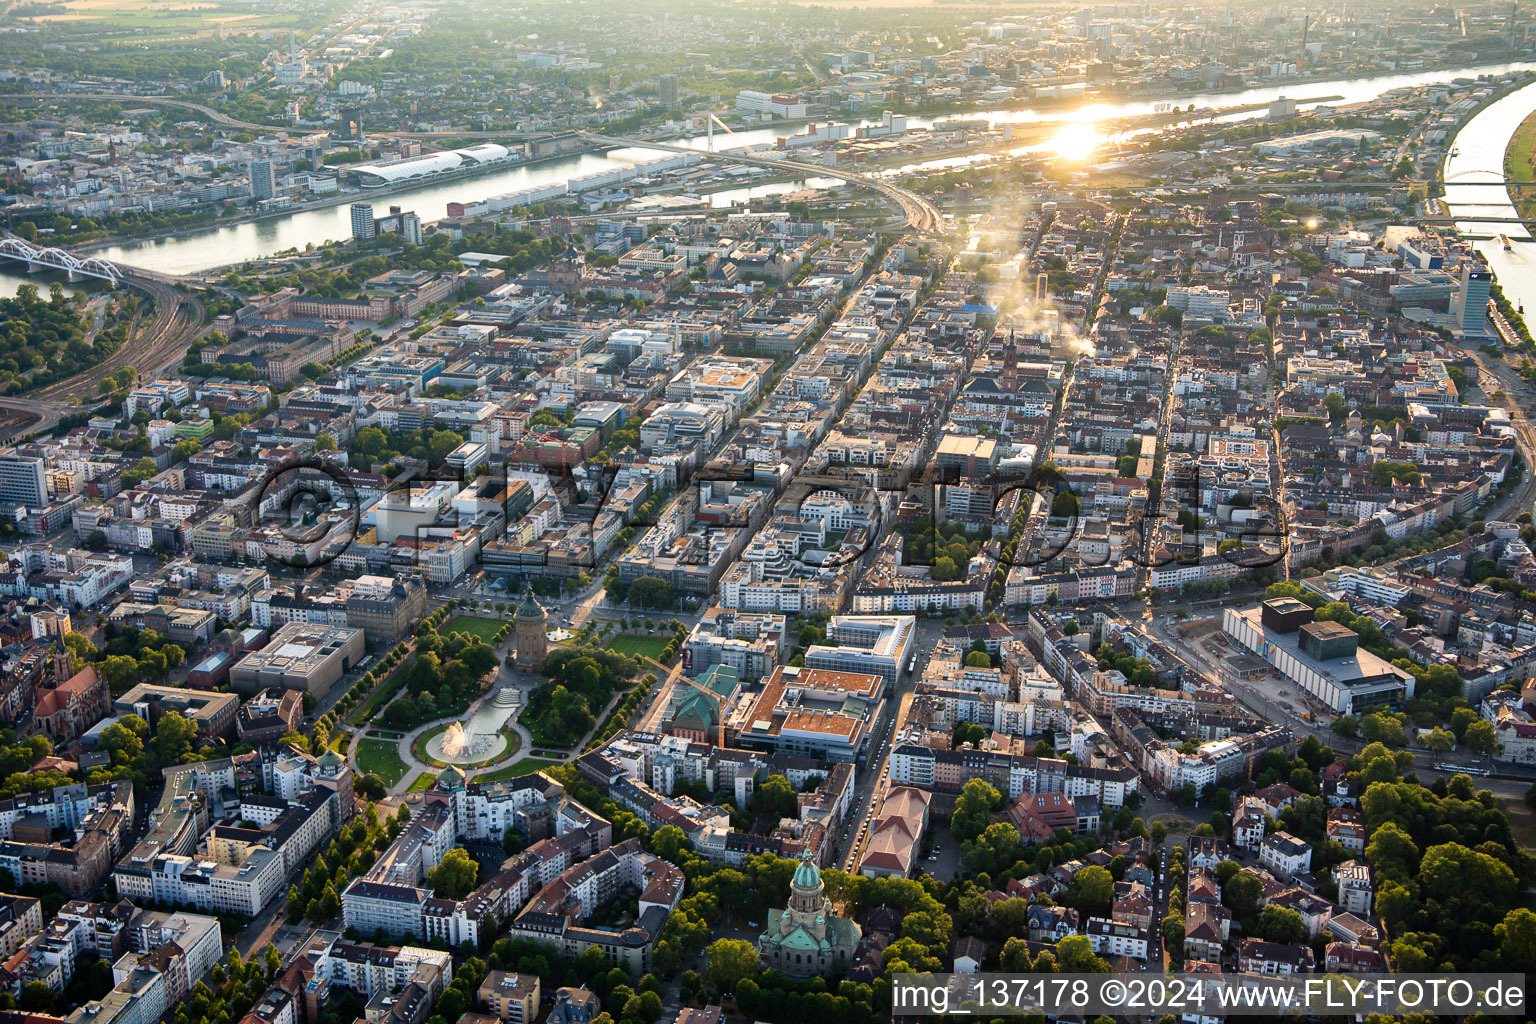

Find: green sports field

[441,614,505,643]
[602,633,671,663]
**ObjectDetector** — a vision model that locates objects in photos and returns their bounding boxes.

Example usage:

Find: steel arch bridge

[1444,168,1507,182]
[1442,168,1536,190]
[0,238,122,283]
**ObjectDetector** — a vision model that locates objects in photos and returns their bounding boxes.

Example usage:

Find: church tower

[782,851,830,937]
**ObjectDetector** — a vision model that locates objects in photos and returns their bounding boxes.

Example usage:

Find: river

[1442,78,1536,315]
[2,58,1531,289]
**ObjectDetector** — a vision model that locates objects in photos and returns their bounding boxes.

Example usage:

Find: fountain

[441,722,468,760]
[423,697,518,766]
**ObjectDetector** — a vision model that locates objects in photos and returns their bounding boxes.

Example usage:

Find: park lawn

[346,656,413,726]
[602,633,672,663]
[409,772,438,793]
[356,738,409,787]
[472,757,561,783]
[1507,109,1536,226]
[442,615,505,643]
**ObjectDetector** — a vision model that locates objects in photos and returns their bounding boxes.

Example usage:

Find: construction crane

[514,427,584,471]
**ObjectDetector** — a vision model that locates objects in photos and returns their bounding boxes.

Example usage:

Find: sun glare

[1049,122,1101,162]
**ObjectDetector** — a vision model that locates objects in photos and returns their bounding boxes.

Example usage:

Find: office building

[803,615,916,685]
[658,75,678,106]
[1453,266,1492,337]
[114,684,239,742]
[401,212,423,246]
[0,451,47,507]
[350,203,376,241]
[249,159,277,201]
[738,666,885,761]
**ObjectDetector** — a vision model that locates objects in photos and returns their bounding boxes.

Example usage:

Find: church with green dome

[758,850,861,977]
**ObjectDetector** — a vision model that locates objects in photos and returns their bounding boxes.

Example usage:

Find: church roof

[778,927,827,952]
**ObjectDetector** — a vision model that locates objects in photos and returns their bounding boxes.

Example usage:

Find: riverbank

[72,58,1536,276]
[74,149,594,262]
[1504,108,1536,230]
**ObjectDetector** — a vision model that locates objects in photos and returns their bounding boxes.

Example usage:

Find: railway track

[583,132,944,234]
[31,275,205,401]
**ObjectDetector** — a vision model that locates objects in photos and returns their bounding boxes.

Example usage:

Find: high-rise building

[0,451,47,508]
[1453,265,1492,337]
[350,203,376,241]
[658,74,679,106]
[401,212,423,246]
[248,159,277,201]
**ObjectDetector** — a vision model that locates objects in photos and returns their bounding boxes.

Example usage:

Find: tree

[750,775,798,821]
[152,710,199,765]
[1054,935,1109,973]
[1419,843,1516,910]
[99,718,145,767]
[1424,728,1454,753]
[1067,865,1114,917]
[950,778,1001,843]
[1495,907,1536,969]
[1463,720,1499,756]
[963,821,1022,875]
[425,847,479,900]
[963,650,991,668]
[628,575,676,610]
[704,938,758,993]
[99,654,140,693]
[19,981,53,1012]
[356,426,387,457]
[428,429,465,463]
[263,943,281,980]
[1223,872,1264,918]
[1255,905,1305,944]
[1364,821,1419,884]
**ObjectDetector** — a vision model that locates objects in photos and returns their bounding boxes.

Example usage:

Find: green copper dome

[515,583,544,620]
[792,850,822,890]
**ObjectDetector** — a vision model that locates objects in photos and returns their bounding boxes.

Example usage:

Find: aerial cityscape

[0,0,1530,1022]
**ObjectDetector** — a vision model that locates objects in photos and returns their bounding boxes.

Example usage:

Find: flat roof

[1233,607,1410,688]
[1300,620,1355,641]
